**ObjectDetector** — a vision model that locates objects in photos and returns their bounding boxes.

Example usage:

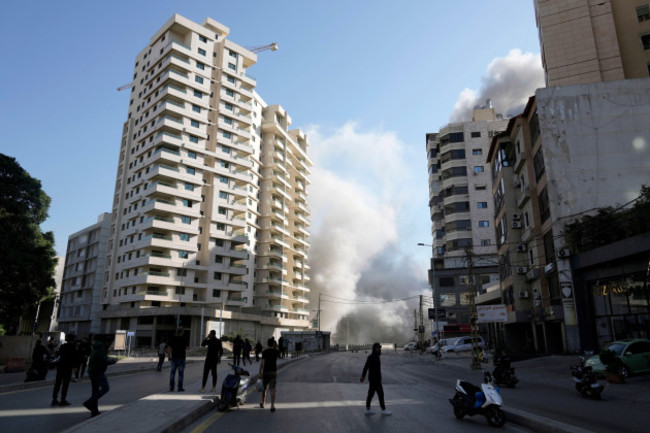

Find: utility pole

[318,292,321,332]
[413,309,417,341]
[467,247,481,369]
[419,295,425,352]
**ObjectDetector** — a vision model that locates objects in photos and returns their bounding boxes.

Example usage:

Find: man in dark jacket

[75,337,91,379]
[83,335,117,417]
[232,335,243,366]
[360,343,391,416]
[30,339,49,381]
[167,329,189,392]
[199,330,223,392]
[52,336,77,406]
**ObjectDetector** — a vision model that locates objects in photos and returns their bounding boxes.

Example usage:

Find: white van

[443,336,485,353]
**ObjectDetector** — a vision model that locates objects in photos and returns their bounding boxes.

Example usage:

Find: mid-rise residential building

[425,104,508,337]
[487,78,650,353]
[57,213,111,336]
[101,14,312,347]
[534,0,650,86]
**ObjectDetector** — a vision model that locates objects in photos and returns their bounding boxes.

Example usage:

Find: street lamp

[417,243,440,340]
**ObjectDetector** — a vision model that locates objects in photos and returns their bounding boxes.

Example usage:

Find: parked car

[403,342,418,351]
[584,339,650,378]
[426,338,459,354]
[443,336,486,353]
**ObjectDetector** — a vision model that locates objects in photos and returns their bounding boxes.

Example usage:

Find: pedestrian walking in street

[278,336,285,359]
[75,337,91,380]
[28,339,49,381]
[242,338,252,366]
[200,330,223,392]
[232,335,243,366]
[254,340,263,362]
[156,339,167,371]
[167,329,189,392]
[360,342,391,416]
[52,336,77,406]
[259,337,280,412]
[83,335,117,417]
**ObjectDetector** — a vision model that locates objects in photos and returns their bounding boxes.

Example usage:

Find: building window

[219,191,228,199]
[478,220,489,227]
[222,146,231,153]
[195,76,204,84]
[216,223,225,230]
[216,239,224,247]
[199,35,208,43]
[477,202,488,209]
[215,256,223,263]
[643,33,650,50]
[196,62,205,70]
[212,289,221,297]
[224,117,233,125]
[471,131,481,138]
[475,185,487,191]
[533,149,546,181]
[529,111,540,144]
[473,166,484,173]
[219,176,228,184]
[191,120,199,128]
[184,183,194,191]
[218,207,227,215]
[538,187,551,223]
[637,5,650,22]
[228,63,236,71]
[225,89,234,97]
[192,105,201,113]
[179,233,190,242]
[187,151,197,159]
[449,132,464,143]
[227,75,235,84]
[186,167,195,175]
[225,103,233,111]
[223,132,232,139]
[183,199,192,207]
[480,239,491,246]
[213,272,222,280]
[178,250,189,259]
[472,149,482,155]
[229,50,237,58]
[198,48,206,56]
[189,136,199,143]
[194,90,202,98]
[181,216,191,224]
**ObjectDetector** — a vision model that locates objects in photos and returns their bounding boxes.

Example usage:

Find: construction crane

[246,42,278,54]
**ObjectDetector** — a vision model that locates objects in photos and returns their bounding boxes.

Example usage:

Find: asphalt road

[181,351,533,433]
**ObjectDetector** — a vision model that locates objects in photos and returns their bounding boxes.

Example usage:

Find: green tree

[0,154,57,333]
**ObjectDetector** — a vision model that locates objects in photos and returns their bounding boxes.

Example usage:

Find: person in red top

[259,337,280,412]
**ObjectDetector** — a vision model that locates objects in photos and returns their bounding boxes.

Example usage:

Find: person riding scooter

[492,349,518,387]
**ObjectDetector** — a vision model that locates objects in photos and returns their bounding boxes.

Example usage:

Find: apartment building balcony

[259,290,289,301]
[291,282,309,292]
[271,222,290,237]
[517,186,532,209]
[291,308,310,316]
[263,303,289,313]
[271,235,290,249]
[293,247,307,258]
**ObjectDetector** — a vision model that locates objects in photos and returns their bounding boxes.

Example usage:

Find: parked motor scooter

[218,363,251,411]
[493,354,518,388]
[571,356,604,400]
[449,371,506,427]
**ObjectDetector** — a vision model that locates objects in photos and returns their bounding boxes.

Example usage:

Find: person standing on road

[232,335,243,366]
[254,340,263,362]
[30,339,49,381]
[278,336,285,359]
[156,339,167,371]
[167,329,189,392]
[242,338,252,366]
[75,337,91,380]
[259,337,280,412]
[200,330,223,392]
[83,335,117,417]
[52,336,77,406]
[360,342,391,416]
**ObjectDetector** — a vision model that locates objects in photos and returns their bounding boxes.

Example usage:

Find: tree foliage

[565,185,650,252]
[0,154,57,332]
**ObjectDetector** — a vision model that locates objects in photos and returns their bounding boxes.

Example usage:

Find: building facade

[101,14,312,347]
[534,0,650,87]
[57,213,111,336]
[425,105,508,338]
[487,78,650,353]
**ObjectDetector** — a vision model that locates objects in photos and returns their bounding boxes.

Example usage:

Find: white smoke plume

[449,49,544,122]
[306,122,429,344]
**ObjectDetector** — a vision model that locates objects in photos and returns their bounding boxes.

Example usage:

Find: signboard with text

[476,304,508,323]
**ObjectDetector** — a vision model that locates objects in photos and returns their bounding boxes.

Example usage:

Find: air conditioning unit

[558,248,571,258]
[517,266,528,274]
[512,221,522,229]
[516,244,527,252]
[534,300,541,307]
[544,262,556,274]
[512,213,521,221]
[518,290,529,298]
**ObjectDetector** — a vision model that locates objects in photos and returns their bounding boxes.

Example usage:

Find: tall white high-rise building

[425,104,507,333]
[101,14,312,347]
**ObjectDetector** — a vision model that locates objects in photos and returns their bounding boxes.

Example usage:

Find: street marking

[0,404,122,417]
[191,411,224,433]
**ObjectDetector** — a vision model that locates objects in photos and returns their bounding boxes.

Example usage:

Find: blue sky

[0,1,543,338]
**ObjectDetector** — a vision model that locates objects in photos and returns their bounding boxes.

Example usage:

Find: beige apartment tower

[101,14,312,347]
[534,0,650,86]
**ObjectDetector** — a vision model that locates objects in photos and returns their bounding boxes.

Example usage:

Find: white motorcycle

[449,371,506,427]
[218,364,251,411]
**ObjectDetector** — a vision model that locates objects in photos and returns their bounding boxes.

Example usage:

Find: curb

[506,407,595,433]
[159,355,307,433]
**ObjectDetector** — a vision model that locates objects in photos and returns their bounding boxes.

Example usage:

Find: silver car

[443,336,485,353]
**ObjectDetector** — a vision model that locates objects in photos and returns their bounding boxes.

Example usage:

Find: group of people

[30,334,116,417]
